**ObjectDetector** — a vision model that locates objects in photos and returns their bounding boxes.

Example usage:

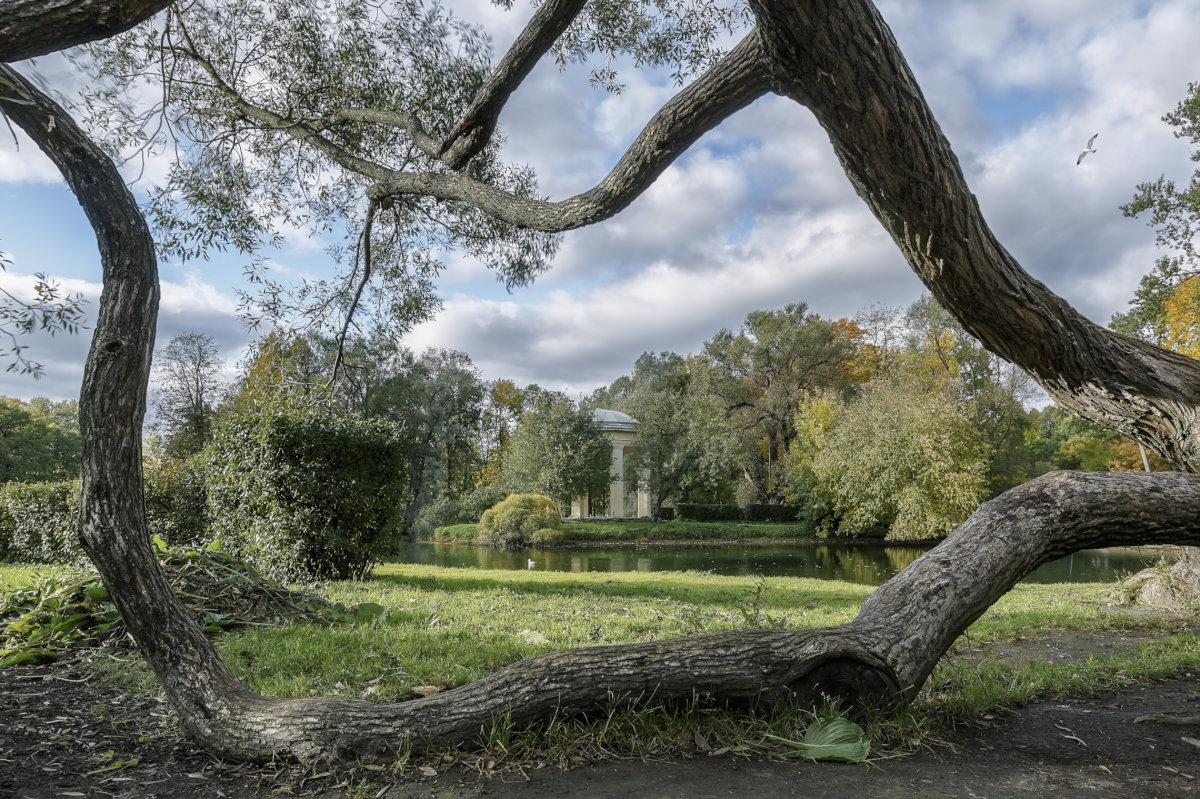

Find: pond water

[393,540,1160,586]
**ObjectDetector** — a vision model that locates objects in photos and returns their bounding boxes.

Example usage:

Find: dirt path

[2,632,1198,799]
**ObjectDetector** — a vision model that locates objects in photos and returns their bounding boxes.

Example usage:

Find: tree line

[126,292,1164,543]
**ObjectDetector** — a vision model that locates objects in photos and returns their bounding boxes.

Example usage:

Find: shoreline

[420,537,1182,554]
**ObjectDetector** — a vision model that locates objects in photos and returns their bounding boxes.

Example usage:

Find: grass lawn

[3,559,1195,759]
[433,518,818,544]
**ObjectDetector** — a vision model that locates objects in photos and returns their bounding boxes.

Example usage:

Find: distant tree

[790,373,989,540]
[366,348,487,530]
[479,379,524,484]
[152,333,223,459]
[598,352,733,518]
[1022,406,1167,475]
[0,396,82,482]
[1113,81,1200,342]
[26,397,82,479]
[697,304,851,503]
[501,393,610,511]
[902,296,1035,494]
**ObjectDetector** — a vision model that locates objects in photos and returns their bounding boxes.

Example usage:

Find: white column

[609,444,625,517]
[637,467,651,517]
[570,496,586,519]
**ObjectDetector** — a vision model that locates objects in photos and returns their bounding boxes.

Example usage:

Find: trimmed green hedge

[675,503,800,523]
[205,408,409,582]
[431,518,815,545]
[0,481,84,565]
[741,504,800,523]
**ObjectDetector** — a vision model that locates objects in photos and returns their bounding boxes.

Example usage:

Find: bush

[741,504,800,523]
[529,526,565,546]
[204,408,409,582]
[144,456,210,549]
[477,494,563,549]
[674,503,743,522]
[413,485,508,537]
[0,481,84,564]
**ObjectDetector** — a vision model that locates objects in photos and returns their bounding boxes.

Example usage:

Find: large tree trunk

[5,0,1200,766]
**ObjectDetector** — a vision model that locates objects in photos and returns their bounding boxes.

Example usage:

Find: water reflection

[392,541,1157,586]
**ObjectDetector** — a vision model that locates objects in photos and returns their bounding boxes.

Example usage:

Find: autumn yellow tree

[1161,276,1200,358]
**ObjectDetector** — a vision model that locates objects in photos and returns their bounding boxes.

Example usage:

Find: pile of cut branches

[0,544,384,667]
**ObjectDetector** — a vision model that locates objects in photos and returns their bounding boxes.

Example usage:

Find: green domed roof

[592,408,637,432]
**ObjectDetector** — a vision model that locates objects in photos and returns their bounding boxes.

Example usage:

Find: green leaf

[765,717,870,763]
[353,602,387,623]
[85,585,109,602]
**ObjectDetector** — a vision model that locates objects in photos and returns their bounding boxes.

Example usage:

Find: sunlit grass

[0,562,58,593]
[3,559,1196,762]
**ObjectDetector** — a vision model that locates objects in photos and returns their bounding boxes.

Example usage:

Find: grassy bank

[433,518,818,544]
[3,560,1194,762]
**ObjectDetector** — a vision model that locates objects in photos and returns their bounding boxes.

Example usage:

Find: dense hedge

[675,503,799,523]
[205,409,409,582]
[741,504,800,523]
[477,494,564,548]
[0,481,84,564]
[144,456,210,549]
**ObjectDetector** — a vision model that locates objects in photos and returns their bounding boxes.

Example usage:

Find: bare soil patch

[2,632,1198,799]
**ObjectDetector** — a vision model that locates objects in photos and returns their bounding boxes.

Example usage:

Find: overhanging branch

[373,31,773,232]
[440,0,590,169]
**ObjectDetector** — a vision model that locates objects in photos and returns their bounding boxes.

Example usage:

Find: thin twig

[328,198,379,387]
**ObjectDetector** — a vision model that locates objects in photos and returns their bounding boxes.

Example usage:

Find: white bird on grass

[1076,133,1098,165]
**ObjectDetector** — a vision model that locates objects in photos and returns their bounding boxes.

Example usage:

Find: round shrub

[476,494,562,549]
[204,408,409,582]
[529,526,564,547]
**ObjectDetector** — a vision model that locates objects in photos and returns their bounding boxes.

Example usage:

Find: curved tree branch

[0,59,257,736]
[439,0,589,170]
[313,107,441,161]
[0,0,171,62]
[372,30,773,231]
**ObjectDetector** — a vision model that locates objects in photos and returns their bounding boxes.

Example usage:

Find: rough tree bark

[4,0,1200,765]
[0,0,171,61]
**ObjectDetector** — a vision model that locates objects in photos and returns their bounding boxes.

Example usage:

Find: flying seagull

[1076,133,1098,165]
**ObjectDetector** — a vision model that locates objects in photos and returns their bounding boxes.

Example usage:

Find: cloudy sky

[0,0,1197,403]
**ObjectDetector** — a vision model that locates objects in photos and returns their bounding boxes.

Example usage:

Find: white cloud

[0,270,249,402]
[3,0,1197,402]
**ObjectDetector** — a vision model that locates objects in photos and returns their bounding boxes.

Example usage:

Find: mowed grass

[3,560,1195,758]
[213,564,1188,705]
[433,519,817,543]
[0,562,59,592]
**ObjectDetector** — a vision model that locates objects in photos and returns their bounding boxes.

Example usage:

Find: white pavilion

[569,408,650,519]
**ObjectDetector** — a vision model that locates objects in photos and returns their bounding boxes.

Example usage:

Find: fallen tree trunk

[156,470,1200,763]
